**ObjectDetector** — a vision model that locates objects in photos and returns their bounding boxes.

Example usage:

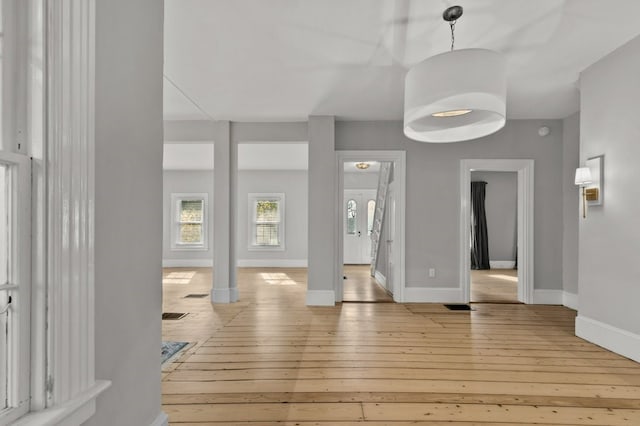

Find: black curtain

[470,181,490,270]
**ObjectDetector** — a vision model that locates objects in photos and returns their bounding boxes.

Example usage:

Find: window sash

[171,194,208,250]
[248,194,284,250]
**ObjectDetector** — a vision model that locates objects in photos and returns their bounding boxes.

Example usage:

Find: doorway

[336,151,406,303]
[460,159,534,304]
[470,171,519,303]
[343,189,376,265]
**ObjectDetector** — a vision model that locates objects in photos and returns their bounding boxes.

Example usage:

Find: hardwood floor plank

[363,402,640,425]
[163,402,363,422]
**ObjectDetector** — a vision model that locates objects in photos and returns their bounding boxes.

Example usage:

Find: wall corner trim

[576,315,640,363]
[532,289,563,305]
[404,286,463,303]
[306,290,335,306]
[150,412,169,426]
[562,291,579,310]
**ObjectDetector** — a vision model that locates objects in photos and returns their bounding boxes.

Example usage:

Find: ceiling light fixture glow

[432,109,473,118]
[404,5,507,143]
[355,162,370,170]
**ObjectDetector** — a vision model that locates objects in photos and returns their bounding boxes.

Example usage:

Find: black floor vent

[184,294,208,298]
[444,304,473,311]
[162,312,188,320]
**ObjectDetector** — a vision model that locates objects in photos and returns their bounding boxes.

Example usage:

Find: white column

[212,121,237,302]
[306,116,337,306]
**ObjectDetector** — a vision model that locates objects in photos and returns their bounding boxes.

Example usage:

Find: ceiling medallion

[404,5,507,143]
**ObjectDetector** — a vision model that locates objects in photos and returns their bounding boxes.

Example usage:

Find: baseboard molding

[162,259,212,268]
[150,412,169,426]
[489,260,516,269]
[306,290,335,306]
[562,291,579,310]
[532,289,563,305]
[576,315,640,363]
[211,287,238,303]
[374,270,386,287]
[404,286,463,303]
[237,259,307,268]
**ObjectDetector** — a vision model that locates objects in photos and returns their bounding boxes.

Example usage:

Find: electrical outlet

[428,268,436,278]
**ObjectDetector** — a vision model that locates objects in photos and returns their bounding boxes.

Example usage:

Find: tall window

[346,199,357,235]
[171,193,208,250]
[1,0,32,421]
[249,193,285,250]
[367,199,376,235]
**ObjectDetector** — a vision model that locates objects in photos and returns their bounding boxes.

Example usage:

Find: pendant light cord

[450,20,457,51]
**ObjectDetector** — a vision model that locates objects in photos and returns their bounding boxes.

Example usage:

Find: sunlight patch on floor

[260,272,298,285]
[163,271,196,284]
[488,273,518,282]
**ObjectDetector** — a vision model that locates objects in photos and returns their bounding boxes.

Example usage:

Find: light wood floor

[162,267,640,425]
[343,265,393,303]
[471,268,519,303]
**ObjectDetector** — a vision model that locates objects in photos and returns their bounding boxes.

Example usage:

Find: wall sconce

[575,167,593,218]
[575,155,603,219]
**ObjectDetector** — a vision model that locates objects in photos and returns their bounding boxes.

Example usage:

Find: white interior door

[344,190,376,264]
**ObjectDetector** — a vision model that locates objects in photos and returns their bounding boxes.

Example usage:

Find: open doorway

[336,151,406,303]
[342,162,390,302]
[460,159,534,304]
[470,171,519,303]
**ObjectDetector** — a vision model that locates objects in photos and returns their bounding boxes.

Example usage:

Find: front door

[344,189,376,264]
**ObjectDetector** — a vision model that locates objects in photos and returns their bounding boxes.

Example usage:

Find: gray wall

[92,0,163,424]
[163,170,215,263]
[578,35,640,340]
[336,119,564,290]
[562,113,580,296]
[344,171,378,189]
[237,170,308,263]
[471,171,517,263]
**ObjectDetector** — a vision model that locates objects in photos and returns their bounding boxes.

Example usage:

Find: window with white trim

[171,193,208,250]
[248,193,285,250]
[0,0,32,421]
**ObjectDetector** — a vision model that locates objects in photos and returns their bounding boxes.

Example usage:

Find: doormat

[444,304,473,311]
[162,312,188,320]
[162,341,188,364]
[184,294,208,298]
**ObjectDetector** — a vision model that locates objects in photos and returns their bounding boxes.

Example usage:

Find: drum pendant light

[404,6,507,143]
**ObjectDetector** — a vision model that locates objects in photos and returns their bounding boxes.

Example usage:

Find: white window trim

[170,193,209,251]
[10,0,111,424]
[0,153,31,424]
[248,193,285,251]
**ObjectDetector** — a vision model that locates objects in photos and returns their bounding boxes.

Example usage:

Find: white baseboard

[150,412,169,426]
[489,260,516,269]
[576,315,640,363]
[562,291,579,310]
[211,287,239,303]
[532,289,563,305]
[404,286,463,303]
[306,290,335,306]
[374,270,386,287]
[237,259,307,268]
[162,259,212,268]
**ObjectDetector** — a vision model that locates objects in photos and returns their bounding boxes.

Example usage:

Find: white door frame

[336,151,406,303]
[460,159,534,304]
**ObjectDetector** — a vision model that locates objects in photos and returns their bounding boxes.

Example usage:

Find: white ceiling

[164,0,640,122]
